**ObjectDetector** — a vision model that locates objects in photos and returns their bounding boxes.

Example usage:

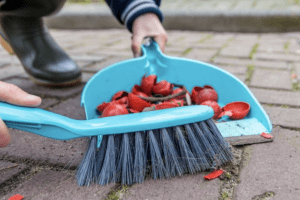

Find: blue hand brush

[0,40,271,186]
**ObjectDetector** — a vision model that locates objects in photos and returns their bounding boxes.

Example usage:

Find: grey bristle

[197,121,229,165]
[175,126,199,174]
[98,135,116,185]
[77,118,233,186]
[133,131,146,184]
[94,135,108,179]
[76,136,97,186]
[192,123,217,164]
[116,133,133,185]
[148,130,166,180]
[204,119,233,162]
[184,124,210,170]
[160,128,183,178]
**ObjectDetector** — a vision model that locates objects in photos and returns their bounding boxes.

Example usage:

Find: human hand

[131,13,168,57]
[0,81,42,148]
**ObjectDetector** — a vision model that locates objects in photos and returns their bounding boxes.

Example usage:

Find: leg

[0,0,81,86]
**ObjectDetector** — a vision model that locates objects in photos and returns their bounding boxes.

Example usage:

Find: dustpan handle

[142,38,163,56]
[141,39,168,74]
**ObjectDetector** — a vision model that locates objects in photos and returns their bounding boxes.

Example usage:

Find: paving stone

[263,106,300,129]
[164,48,185,57]
[81,72,94,83]
[213,56,288,69]
[257,43,285,53]
[184,48,218,62]
[70,55,104,62]
[255,52,300,62]
[214,65,247,75]
[39,98,60,109]
[0,62,8,67]
[5,78,84,98]
[83,56,132,72]
[234,34,259,42]
[88,49,133,57]
[234,127,300,200]
[0,56,21,65]
[168,33,210,48]
[65,43,102,54]
[287,41,300,55]
[0,95,88,167]
[250,68,292,90]
[219,44,253,58]
[0,161,28,185]
[234,74,247,82]
[250,88,300,107]
[104,40,132,51]
[1,170,114,200]
[194,42,225,49]
[295,64,300,83]
[0,65,26,80]
[76,60,94,69]
[123,173,221,200]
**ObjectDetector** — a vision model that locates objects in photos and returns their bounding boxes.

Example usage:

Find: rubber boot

[0,0,81,86]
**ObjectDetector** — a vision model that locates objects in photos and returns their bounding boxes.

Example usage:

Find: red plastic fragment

[132,84,142,94]
[191,86,202,103]
[141,74,157,95]
[155,102,179,110]
[164,99,185,107]
[128,93,151,112]
[111,91,128,101]
[201,100,222,120]
[8,194,24,200]
[115,96,129,107]
[219,101,250,120]
[204,169,224,180]
[153,80,173,96]
[101,103,129,117]
[171,87,189,100]
[129,108,140,113]
[261,132,273,139]
[97,102,111,113]
[195,85,218,104]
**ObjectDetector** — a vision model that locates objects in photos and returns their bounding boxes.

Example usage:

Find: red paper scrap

[204,169,224,180]
[8,194,24,200]
[261,132,273,139]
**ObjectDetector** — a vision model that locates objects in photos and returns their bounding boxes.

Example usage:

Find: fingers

[153,33,168,53]
[131,13,168,57]
[0,81,41,107]
[0,118,10,148]
[132,34,144,58]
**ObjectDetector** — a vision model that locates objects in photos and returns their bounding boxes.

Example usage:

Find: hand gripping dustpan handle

[0,102,214,141]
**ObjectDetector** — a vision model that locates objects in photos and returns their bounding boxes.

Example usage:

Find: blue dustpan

[0,41,272,146]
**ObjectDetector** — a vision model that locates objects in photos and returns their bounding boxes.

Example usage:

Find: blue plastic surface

[81,41,272,139]
[0,41,272,143]
[0,102,213,140]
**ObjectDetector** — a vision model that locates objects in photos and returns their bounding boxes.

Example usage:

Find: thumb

[131,34,144,58]
[153,35,167,53]
[0,118,10,148]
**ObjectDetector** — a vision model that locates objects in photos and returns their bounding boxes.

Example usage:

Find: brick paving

[0,29,300,200]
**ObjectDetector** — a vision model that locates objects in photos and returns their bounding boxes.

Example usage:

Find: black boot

[0,0,81,86]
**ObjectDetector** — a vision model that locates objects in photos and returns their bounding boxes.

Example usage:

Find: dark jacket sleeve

[105,0,163,32]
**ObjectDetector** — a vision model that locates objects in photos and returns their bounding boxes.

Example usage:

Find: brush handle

[0,102,81,140]
[0,102,214,141]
